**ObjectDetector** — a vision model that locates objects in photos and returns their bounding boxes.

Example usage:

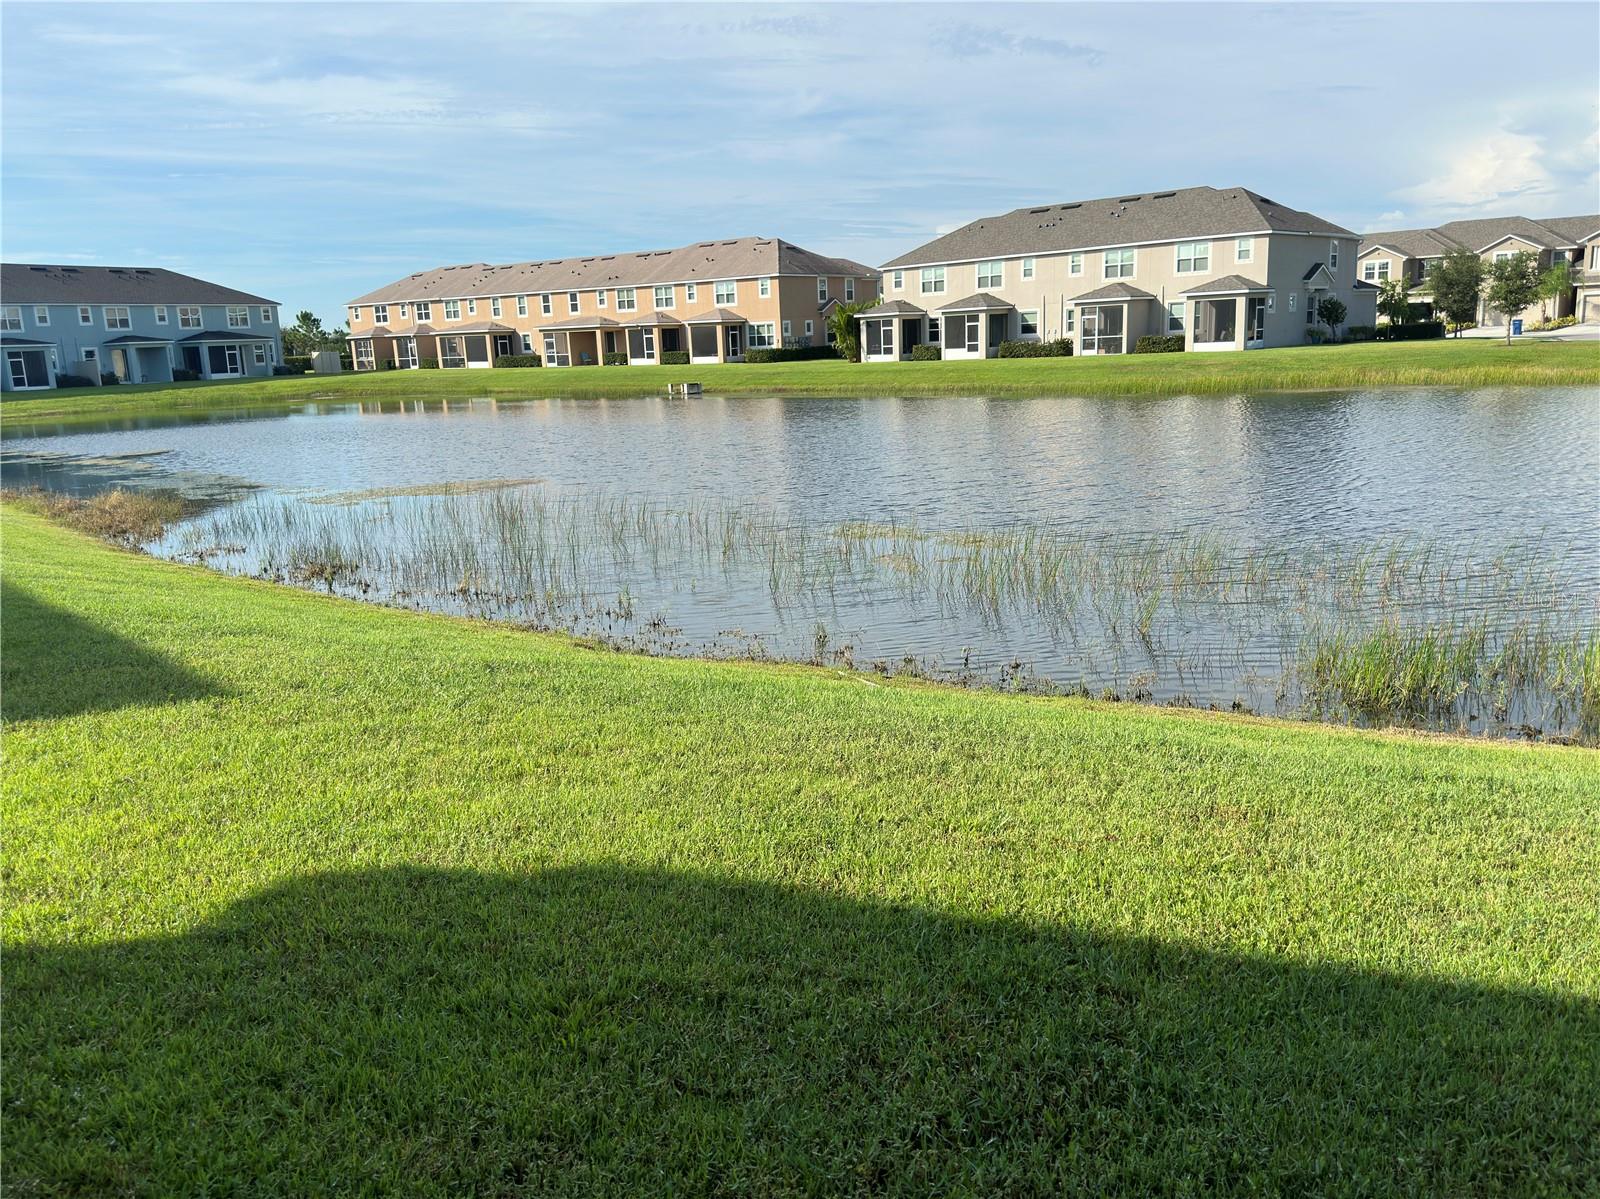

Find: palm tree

[827,299,874,362]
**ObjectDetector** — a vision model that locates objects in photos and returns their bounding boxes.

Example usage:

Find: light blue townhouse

[1,263,283,392]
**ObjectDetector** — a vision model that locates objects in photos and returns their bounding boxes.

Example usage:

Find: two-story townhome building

[0,264,283,392]
[344,237,878,371]
[857,186,1373,360]
[1356,214,1600,326]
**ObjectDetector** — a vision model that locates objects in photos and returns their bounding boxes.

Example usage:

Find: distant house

[344,238,879,370]
[861,186,1375,359]
[0,264,283,392]
[1356,215,1600,326]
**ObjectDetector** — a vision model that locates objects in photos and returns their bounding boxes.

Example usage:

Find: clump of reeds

[2,486,191,544]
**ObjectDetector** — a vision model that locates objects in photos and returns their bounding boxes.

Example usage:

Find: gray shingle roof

[1068,282,1158,303]
[882,187,1353,269]
[936,292,1013,312]
[1358,212,1600,262]
[1357,228,1462,259]
[102,334,175,344]
[1434,216,1567,252]
[1181,274,1270,295]
[175,330,277,342]
[0,335,55,347]
[858,299,926,318]
[682,307,747,324]
[1532,215,1600,245]
[348,238,877,306]
[2,263,278,306]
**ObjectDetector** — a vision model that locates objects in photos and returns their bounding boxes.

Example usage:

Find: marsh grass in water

[1,486,193,545]
[160,484,1598,742]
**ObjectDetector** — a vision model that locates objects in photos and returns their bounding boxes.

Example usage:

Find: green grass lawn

[4,507,1597,1195]
[4,337,1596,431]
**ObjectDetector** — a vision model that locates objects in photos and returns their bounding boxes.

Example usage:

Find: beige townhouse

[345,237,878,370]
[1356,214,1600,326]
[858,186,1374,359]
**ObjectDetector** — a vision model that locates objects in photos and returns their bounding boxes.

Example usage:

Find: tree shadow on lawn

[0,579,228,721]
[7,865,1595,1195]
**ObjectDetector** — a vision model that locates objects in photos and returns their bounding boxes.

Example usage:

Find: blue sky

[3,1,1596,323]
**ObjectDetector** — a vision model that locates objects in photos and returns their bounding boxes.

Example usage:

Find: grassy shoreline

[4,506,1597,1193]
[3,337,1596,429]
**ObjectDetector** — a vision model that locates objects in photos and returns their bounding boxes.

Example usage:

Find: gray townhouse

[859,186,1376,359]
[1,264,283,392]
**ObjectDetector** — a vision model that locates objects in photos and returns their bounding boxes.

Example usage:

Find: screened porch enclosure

[1078,304,1125,355]
[1194,299,1238,347]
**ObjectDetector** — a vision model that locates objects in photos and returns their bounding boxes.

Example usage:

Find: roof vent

[28,265,47,271]
[1028,207,1051,214]
[1119,196,1141,203]
[1060,203,1081,210]
[1152,191,1176,198]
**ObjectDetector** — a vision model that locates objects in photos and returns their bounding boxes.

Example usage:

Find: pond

[5,387,1597,742]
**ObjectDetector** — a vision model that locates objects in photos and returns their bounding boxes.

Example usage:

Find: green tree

[1316,296,1347,342]
[1536,259,1572,322]
[284,310,327,356]
[828,299,873,363]
[1426,248,1485,335]
[1483,251,1542,345]
[1376,277,1412,327]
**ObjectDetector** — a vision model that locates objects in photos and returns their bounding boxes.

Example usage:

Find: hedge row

[603,352,628,366]
[661,350,690,365]
[745,345,843,364]
[494,354,542,368]
[996,339,1073,358]
[910,345,941,361]
[1376,321,1445,341]
[1132,335,1184,354]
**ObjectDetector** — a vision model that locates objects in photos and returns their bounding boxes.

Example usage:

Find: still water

[6,387,1597,739]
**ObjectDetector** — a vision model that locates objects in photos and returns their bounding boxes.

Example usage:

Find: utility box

[310,350,343,374]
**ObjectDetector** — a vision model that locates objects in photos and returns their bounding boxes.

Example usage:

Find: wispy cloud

[930,24,1106,64]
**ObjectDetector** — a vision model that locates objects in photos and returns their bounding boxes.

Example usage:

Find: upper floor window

[1103,249,1135,279]
[540,294,552,316]
[78,305,94,326]
[920,266,946,294]
[33,305,50,326]
[0,306,21,331]
[227,305,249,328]
[373,304,388,324]
[816,277,827,302]
[153,305,167,325]
[714,280,736,305]
[653,285,674,310]
[178,305,202,328]
[258,306,273,324]
[399,303,408,318]
[846,278,855,300]
[415,301,432,321]
[977,260,1003,288]
[348,306,359,324]
[597,289,607,308]
[567,291,579,314]
[892,269,904,290]
[104,305,132,329]
[1175,242,1209,273]
[466,299,476,316]
[516,295,528,317]
[1068,253,1083,276]
[685,283,697,302]
[616,287,637,312]
[1235,238,1253,264]
[490,298,501,317]
[1329,240,1340,271]
[1021,257,1035,280]
[443,299,461,320]
[1367,260,1390,280]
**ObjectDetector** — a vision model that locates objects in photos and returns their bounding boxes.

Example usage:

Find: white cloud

[1395,130,1556,211]
[1373,210,1406,226]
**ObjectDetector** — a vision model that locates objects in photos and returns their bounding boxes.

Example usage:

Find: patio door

[395,337,417,369]
[1246,297,1267,347]
[110,348,131,382]
[725,326,742,359]
[1080,305,1125,355]
[6,349,50,389]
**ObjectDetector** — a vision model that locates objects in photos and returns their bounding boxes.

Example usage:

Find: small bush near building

[1529,315,1578,331]
[171,368,199,382]
[1133,335,1185,354]
[494,354,542,368]
[284,355,314,373]
[420,358,440,369]
[910,345,942,361]
[1304,328,1330,345]
[100,372,120,386]
[745,345,844,364]
[602,352,628,366]
[271,364,303,376]
[1345,325,1377,342]
[996,339,1073,358]
[1376,321,1445,341]
[661,351,690,365]
[54,373,97,389]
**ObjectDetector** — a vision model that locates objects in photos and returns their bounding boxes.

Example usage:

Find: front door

[725,326,742,359]
[110,348,130,382]
[494,334,512,359]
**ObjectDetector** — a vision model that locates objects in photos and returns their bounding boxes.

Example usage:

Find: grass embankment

[4,507,1597,1194]
[4,337,1596,431]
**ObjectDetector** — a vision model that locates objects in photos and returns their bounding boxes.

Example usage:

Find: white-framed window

[399,303,408,318]
[846,278,854,300]
[816,277,827,302]
[804,319,813,337]
[0,306,21,332]
[253,343,267,365]
[616,287,637,312]
[782,319,792,338]
[521,333,533,352]
[33,305,50,326]
[1235,238,1253,264]
[714,280,736,304]
[1064,308,1075,333]
[1329,240,1340,271]
[540,294,553,316]
[977,260,1003,288]
[516,295,528,317]
[685,283,697,302]
[443,299,461,320]
[1288,293,1297,311]
[259,306,273,324]
[178,305,202,328]
[373,304,388,324]
[1175,242,1209,273]
[354,339,375,370]
[490,297,502,318]
[227,305,249,328]
[1104,249,1135,279]
[597,289,607,308]
[920,266,946,294]
[153,305,167,325]
[348,306,359,324]
[78,305,94,326]
[1019,309,1039,336]
[469,299,479,316]
[1167,301,1185,334]
[1375,260,1391,280]
[104,305,132,329]
[1068,252,1084,276]
[567,291,579,314]
[415,301,432,321]
[746,321,776,349]
[892,269,904,290]
[1493,250,1513,263]
[653,285,674,310]
[1306,294,1317,325]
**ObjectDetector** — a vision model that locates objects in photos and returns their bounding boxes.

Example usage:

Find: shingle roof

[936,291,1013,312]
[682,307,747,324]
[1181,274,1270,295]
[0,335,55,347]
[348,238,877,306]
[1,263,278,306]
[882,187,1353,269]
[1434,216,1568,252]
[1532,215,1600,245]
[1358,212,1600,262]
[1357,228,1463,259]
[175,330,277,342]
[102,334,175,344]
[858,299,926,318]
[1068,282,1158,303]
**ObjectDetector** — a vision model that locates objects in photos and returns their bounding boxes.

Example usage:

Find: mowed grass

[4,337,1597,431]
[3,506,1598,1196]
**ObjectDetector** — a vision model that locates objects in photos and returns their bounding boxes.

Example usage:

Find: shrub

[1376,321,1445,341]
[996,339,1072,358]
[1304,328,1329,345]
[1345,325,1377,342]
[53,373,96,388]
[171,368,199,382]
[100,372,120,386]
[745,345,843,364]
[271,364,302,376]
[910,344,942,361]
[1529,315,1578,331]
[494,354,542,368]
[660,350,690,365]
[1132,334,1185,354]
[420,357,439,369]
[602,352,628,366]
[284,355,314,372]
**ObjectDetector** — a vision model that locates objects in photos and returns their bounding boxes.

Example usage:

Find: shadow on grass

[7,865,1596,1194]
[0,580,227,720]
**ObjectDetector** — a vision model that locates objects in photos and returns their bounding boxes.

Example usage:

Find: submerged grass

[0,485,192,544]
